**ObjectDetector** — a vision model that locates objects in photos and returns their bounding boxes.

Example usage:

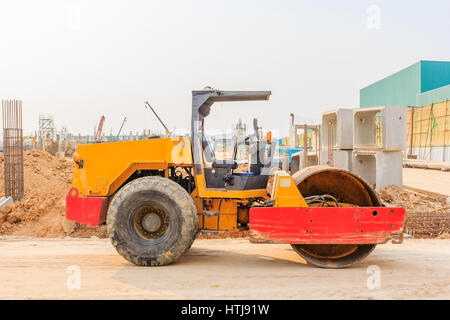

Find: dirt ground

[403,168,450,196]
[0,237,449,299]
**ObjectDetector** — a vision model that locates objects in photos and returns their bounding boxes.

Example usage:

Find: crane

[117,117,127,139]
[145,101,171,136]
[95,115,105,143]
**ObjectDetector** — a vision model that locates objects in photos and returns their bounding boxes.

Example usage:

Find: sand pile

[0,150,106,238]
[380,185,450,238]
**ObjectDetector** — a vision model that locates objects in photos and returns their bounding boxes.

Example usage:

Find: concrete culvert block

[353,106,407,151]
[277,155,289,172]
[321,108,354,150]
[320,150,353,171]
[352,152,377,185]
[291,152,301,174]
[352,151,403,192]
[300,153,319,168]
[291,152,319,174]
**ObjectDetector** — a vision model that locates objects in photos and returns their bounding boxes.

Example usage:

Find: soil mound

[0,150,106,238]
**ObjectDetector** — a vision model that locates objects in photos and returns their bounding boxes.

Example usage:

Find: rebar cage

[2,100,24,201]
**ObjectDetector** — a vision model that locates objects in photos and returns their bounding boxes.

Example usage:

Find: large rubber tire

[290,166,379,268]
[107,176,198,266]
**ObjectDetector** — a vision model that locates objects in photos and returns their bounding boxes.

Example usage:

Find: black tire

[107,176,198,266]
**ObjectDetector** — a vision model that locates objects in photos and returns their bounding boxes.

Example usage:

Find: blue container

[239,172,255,176]
[277,146,302,163]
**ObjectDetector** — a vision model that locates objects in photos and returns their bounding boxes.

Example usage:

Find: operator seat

[200,132,237,170]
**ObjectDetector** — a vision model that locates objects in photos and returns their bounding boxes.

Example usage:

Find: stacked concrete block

[353,151,403,190]
[352,106,407,191]
[289,124,301,148]
[291,152,301,174]
[319,149,353,171]
[353,106,407,151]
[288,122,321,174]
[278,155,289,172]
[291,151,319,175]
[322,109,354,150]
[320,108,354,171]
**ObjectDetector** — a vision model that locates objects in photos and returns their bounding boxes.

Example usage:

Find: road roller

[66,88,405,268]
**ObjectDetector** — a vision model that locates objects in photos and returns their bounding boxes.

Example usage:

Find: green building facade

[360,60,450,108]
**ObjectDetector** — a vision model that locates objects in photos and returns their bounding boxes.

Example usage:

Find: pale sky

[0,0,449,138]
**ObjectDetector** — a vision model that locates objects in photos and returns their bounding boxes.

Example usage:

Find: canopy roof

[192,89,271,118]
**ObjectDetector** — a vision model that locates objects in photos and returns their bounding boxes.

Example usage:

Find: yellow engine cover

[71,136,193,196]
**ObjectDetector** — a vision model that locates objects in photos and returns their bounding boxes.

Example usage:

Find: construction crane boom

[95,115,105,143]
[144,101,171,136]
[117,117,127,138]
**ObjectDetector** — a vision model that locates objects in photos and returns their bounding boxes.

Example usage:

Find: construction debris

[380,185,450,238]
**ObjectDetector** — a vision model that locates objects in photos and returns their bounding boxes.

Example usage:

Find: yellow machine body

[72,136,192,197]
[70,136,299,231]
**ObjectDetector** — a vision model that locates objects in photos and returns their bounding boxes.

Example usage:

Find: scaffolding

[38,114,55,150]
[406,100,450,162]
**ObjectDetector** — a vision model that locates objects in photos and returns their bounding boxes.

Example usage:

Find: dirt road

[0,237,449,299]
[403,168,450,196]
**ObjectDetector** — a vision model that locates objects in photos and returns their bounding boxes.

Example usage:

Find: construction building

[360,60,450,162]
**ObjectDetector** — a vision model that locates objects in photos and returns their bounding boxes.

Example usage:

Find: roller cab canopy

[192,89,272,119]
[191,88,272,173]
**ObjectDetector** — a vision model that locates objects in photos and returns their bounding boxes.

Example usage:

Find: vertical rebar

[2,100,24,201]
[409,106,415,157]
[303,124,308,169]
[443,100,448,162]
[327,121,334,166]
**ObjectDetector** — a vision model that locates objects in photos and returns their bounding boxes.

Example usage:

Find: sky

[0,0,449,138]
